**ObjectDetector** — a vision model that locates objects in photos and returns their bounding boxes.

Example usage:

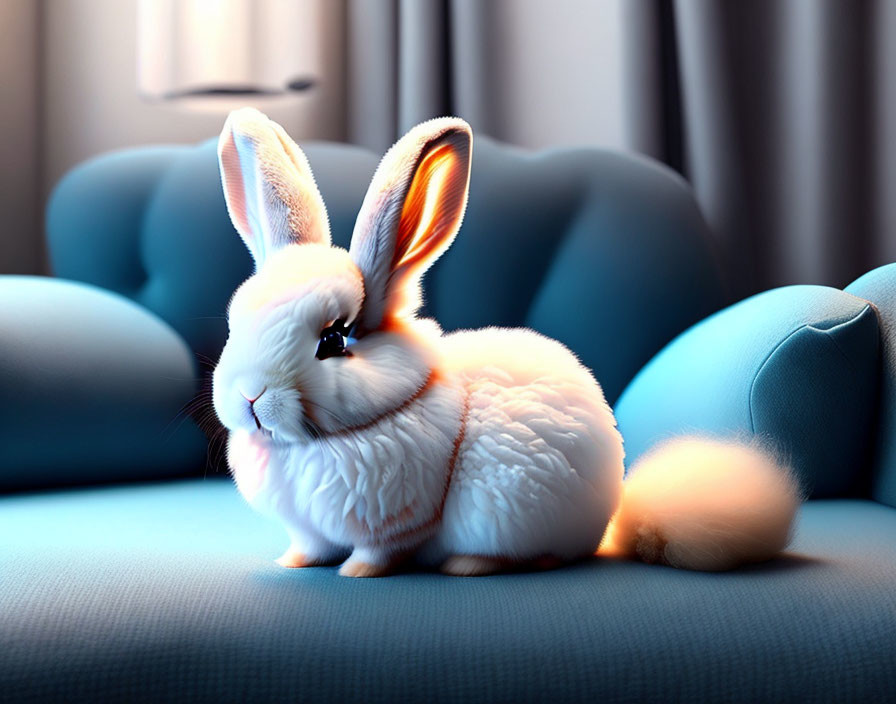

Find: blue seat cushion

[614,285,879,498]
[0,276,206,489]
[1,479,893,703]
[846,264,896,508]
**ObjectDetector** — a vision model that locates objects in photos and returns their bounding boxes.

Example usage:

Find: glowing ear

[349,117,472,330]
[218,108,330,267]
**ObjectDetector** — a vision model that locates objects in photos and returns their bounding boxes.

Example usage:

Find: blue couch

[1,136,893,702]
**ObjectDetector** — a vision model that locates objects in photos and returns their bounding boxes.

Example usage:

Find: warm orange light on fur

[395,144,463,273]
[598,437,800,571]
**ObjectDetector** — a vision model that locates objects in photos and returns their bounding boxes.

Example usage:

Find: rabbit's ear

[350,117,472,330]
[218,108,330,267]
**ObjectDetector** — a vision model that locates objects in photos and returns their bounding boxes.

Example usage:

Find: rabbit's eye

[316,319,352,360]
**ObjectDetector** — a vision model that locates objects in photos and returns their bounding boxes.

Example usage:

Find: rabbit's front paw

[275,547,340,568]
[338,546,399,577]
[275,533,347,569]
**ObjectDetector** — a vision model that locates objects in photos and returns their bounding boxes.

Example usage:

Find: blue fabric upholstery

[846,263,896,507]
[615,285,880,498]
[47,138,726,404]
[0,277,206,489]
[1,479,893,703]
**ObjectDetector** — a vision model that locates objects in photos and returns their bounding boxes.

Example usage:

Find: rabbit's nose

[239,387,266,405]
[240,387,267,431]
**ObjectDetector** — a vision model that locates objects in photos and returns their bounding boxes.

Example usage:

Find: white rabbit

[212,108,799,577]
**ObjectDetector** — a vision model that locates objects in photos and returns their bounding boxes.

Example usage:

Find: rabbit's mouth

[249,406,274,440]
[248,410,274,440]
[249,404,263,430]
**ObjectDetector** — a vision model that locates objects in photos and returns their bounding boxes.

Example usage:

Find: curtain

[345,0,627,153]
[625,0,896,295]
[345,0,896,298]
[346,0,478,153]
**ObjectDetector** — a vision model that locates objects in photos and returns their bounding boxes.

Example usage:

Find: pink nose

[240,388,266,405]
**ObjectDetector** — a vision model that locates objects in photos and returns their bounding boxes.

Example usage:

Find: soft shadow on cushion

[0,277,206,489]
[846,263,896,507]
[615,285,879,498]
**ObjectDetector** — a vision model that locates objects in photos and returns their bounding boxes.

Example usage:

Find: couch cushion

[0,276,206,489]
[45,140,381,366]
[846,263,896,508]
[47,138,726,404]
[614,285,879,498]
[432,145,728,403]
[0,479,893,703]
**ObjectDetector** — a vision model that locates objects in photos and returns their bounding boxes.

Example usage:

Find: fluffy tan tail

[598,437,801,571]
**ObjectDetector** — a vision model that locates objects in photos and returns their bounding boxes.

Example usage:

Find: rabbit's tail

[597,436,801,571]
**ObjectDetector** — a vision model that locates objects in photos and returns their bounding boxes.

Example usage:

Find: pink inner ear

[393,139,468,274]
[219,128,255,246]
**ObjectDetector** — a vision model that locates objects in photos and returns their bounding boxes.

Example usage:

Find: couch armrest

[0,276,207,490]
[615,284,880,498]
[847,264,896,507]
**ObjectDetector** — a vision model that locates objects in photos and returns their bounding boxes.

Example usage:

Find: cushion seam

[748,325,808,433]
[748,303,874,433]
[819,304,874,376]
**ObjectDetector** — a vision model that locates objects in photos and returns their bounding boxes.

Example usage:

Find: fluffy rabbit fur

[213,108,799,577]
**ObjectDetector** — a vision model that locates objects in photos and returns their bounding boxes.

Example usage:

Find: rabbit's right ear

[349,118,472,331]
[218,108,330,268]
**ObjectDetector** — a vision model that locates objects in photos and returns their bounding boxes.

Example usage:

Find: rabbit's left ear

[218,108,330,268]
[350,117,472,330]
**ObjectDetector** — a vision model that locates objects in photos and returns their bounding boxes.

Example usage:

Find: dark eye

[316,319,352,360]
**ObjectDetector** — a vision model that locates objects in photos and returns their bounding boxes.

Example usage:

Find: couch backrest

[46,137,726,405]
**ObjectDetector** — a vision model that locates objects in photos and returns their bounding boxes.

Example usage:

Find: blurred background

[2,0,895,300]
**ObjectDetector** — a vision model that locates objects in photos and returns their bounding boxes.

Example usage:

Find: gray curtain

[625,0,896,296]
[346,0,497,153]
[346,0,896,297]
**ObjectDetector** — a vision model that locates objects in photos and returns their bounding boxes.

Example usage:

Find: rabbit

[212,108,799,577]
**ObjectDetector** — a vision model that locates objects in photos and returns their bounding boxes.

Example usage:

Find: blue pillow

[846,264,896,507]
[0,276,207,489]
[614,285,879,498]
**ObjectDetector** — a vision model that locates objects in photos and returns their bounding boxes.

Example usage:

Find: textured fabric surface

[846,263,896,507]
[0,479,893,703]
[0,277,206,489]
[46,136,725,404]
[615,285,880,497]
